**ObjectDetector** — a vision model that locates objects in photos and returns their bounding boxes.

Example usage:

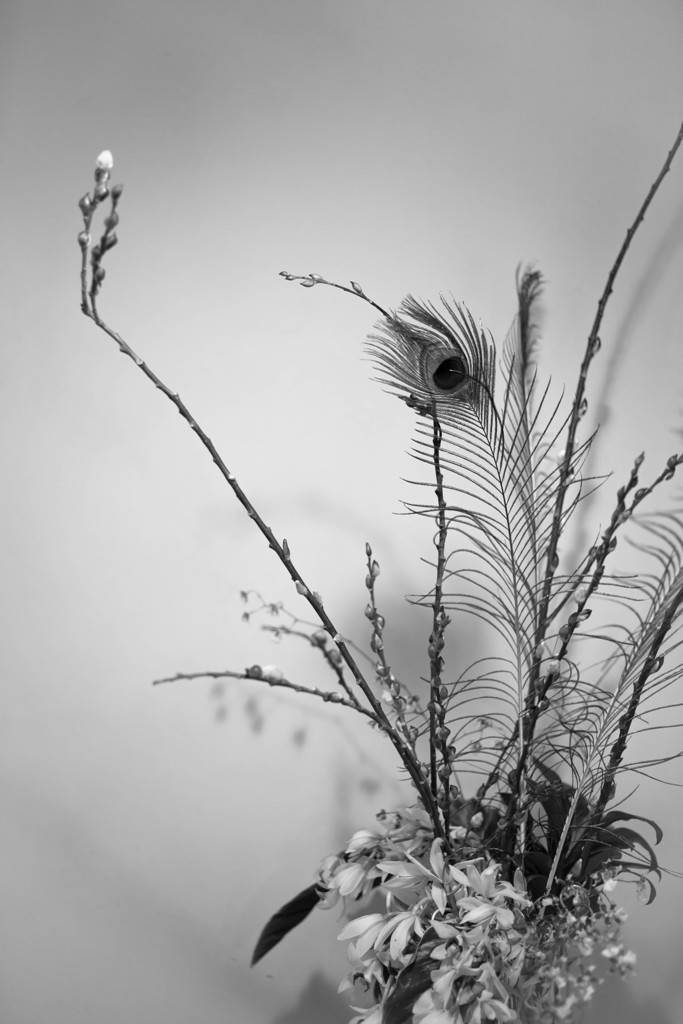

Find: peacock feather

[365,269,682,893]
[367,278,562,751]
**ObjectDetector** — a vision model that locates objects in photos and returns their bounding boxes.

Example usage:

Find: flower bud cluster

[362,544,415,744]
[79,150,123,298]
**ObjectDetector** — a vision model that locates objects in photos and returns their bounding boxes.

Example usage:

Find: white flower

[332,860,380,898]
[458,896,516,930]
[337,913,385,958]
[373,910,425,963]
[335,861,368,896]
[346,829,381,854]
[449,861,528,905]
[96,150,114,171]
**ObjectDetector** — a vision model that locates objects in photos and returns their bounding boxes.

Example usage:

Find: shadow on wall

[568,198,683,568]
[273,971,349,1024]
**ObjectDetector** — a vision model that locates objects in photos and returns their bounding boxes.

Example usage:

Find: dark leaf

[581,844,624,877]
[577,811,662,883]
[382,946,439,1024]
[523,849,552,878]
[599,809,664,846]
[251,884,323,966]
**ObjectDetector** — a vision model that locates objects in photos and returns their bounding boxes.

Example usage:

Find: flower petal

[338,913,385,941]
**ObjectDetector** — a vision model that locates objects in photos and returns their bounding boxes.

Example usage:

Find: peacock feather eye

[432,355,467,391]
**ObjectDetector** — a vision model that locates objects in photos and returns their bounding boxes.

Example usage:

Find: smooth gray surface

[2,2,682,1022]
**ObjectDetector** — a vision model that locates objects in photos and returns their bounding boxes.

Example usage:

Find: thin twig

[595,583,683,817]
[280,271,392,321]
[364,545,424,763]
[538,119,683,663]
[153,667,377,717]
[78,163,445,838]
[498,119,683,868]
[259,621,362,706]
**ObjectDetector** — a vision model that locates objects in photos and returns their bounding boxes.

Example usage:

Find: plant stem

[499,119,683,867]
[78,181,446,839]
[537,118,683,676]
[153,667,378,716]
[428,414,451,836]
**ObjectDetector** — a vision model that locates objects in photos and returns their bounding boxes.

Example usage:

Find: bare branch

[153,667,378,718]
[77,159,444,838]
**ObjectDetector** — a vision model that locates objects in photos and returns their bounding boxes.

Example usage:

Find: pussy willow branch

[594,587,683,817]
[243,593,378,687]
[363,548,426,764]
[500,455,670,867]
[542,456,647,893]
[505,452,683,878]
[364,549,392,684]
[153,667,376,717]
[536,451,683,724]
[495,119,683,867]
[78,170,445,840]
[427,415,452,836]
[259,622,362,706]
[537,118,683,667]
[543,577,683,896]
[279,272,392,320]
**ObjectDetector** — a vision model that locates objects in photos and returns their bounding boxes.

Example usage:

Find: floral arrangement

[77,123,683,1024]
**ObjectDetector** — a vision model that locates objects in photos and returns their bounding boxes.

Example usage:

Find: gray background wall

[2,2,683,1022]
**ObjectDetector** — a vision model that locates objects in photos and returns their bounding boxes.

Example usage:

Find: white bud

[96,150,114,171]
[261,665,284,683]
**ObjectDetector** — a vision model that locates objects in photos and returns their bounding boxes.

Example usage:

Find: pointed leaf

[599,810,664,845]
[251,884,322,965]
